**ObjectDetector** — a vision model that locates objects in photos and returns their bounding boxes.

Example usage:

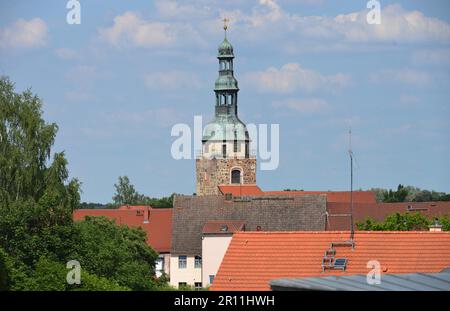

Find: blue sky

[1,0,449,202]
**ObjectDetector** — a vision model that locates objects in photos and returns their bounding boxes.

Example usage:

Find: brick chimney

[143,206,150,224]
[429,219,442,232]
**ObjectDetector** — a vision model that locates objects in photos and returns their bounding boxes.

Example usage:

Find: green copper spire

[214,20,239,108]
[202,21,250,144]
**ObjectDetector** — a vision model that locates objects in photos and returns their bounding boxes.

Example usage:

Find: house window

[231,169,241,184]
[156,256,164,274]
[209,275,215,284]
[194,282,202,290]
[234,140,238,153]
[178,282,187,289]
[194,256,202,268]
[178,255,187,269]
[222,144,226,157]
[245,142,249,158]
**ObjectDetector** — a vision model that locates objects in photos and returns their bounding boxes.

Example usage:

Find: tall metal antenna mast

[349,129,354,242]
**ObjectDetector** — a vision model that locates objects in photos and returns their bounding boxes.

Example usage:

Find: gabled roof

[73,207,173,253]
[117,205,150,210]
[172,195,327,255]
[270,269,450,291]
[203,220,245,234]
[264,190,376,203]
[145,208,173,253]
[210,231,450,291]
[218,185,376,203]
[218,185,263,196]
[73,209,145,226]
[327,201,450,230]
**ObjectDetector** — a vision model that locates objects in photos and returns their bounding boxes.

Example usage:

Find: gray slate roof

[270,269,450,291]
[171,194,327,255]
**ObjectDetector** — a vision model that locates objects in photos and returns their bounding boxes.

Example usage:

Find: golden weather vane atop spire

[223,18,229,32]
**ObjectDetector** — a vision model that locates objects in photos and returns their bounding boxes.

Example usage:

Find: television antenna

[349,128,355,242]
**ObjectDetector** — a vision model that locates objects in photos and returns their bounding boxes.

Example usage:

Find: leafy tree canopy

[0,77,162,291]
[112,175,173,208]
[370,184,450,203]
[357,212,449,231]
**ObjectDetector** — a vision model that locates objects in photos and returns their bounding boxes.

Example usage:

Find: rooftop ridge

[233,231,450,235]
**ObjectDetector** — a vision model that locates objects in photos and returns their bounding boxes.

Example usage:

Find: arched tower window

[231,169,241,184]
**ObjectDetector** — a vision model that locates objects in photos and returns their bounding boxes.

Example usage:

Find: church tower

[196,21,257,196]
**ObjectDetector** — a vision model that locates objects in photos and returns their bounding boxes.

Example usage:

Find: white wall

[169,255,202,288]
[202,235,233,286]
[203,141,247,159]
[155,253,171,278]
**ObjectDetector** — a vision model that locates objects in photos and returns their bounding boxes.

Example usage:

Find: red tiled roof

[264,190,376,203]
[73,209,146,226]
[203,220,245,234]
[327,201,450,231]
[218,185,263,196]
[117,205,150,210]
[73,207,173,253]
[210,231,450,291]
[218,185,376,203]
[144,208,173,253]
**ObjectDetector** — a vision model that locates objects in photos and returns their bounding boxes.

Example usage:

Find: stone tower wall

[196,157,256,195]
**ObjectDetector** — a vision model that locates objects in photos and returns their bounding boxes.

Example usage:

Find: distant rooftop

[73,206,173,253]
[327,201,450,230]
[218,184,377,203]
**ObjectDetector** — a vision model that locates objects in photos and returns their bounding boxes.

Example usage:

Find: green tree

[112,176,140,205]
[111,175,173,208]
[439,216,450,231]
[0,77,164,291]
[72,271,130,291]
[370,185,450,203]
[0,247,12,290]
[18,257,67,291]
[382,184,409,203]
[357,212,449,231]
[0,77,80,207]
[143,193,174,208]
[73,216,158,290]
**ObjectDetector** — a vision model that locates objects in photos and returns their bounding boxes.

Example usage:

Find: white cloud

[98,11,206,49]
[64,66,111,102]
[65,90,92,102]
[328,116,363,128]
[144,71,203,90]
[273,98,329,113]
[412,49,450,66]
[106,107,183,128]
[399,94,421,106]
[97,2,450,53]
[383,124,414,136]
[155,0,213,20]
[244,63,350,93]
[217,3,450,47]
[55,48,77,60]
[99,11,175,48]
[328,4,450,43]
[0,18,47,48]
[80,107,184,140]
[371,69,432,86]
[66,65,105,83]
